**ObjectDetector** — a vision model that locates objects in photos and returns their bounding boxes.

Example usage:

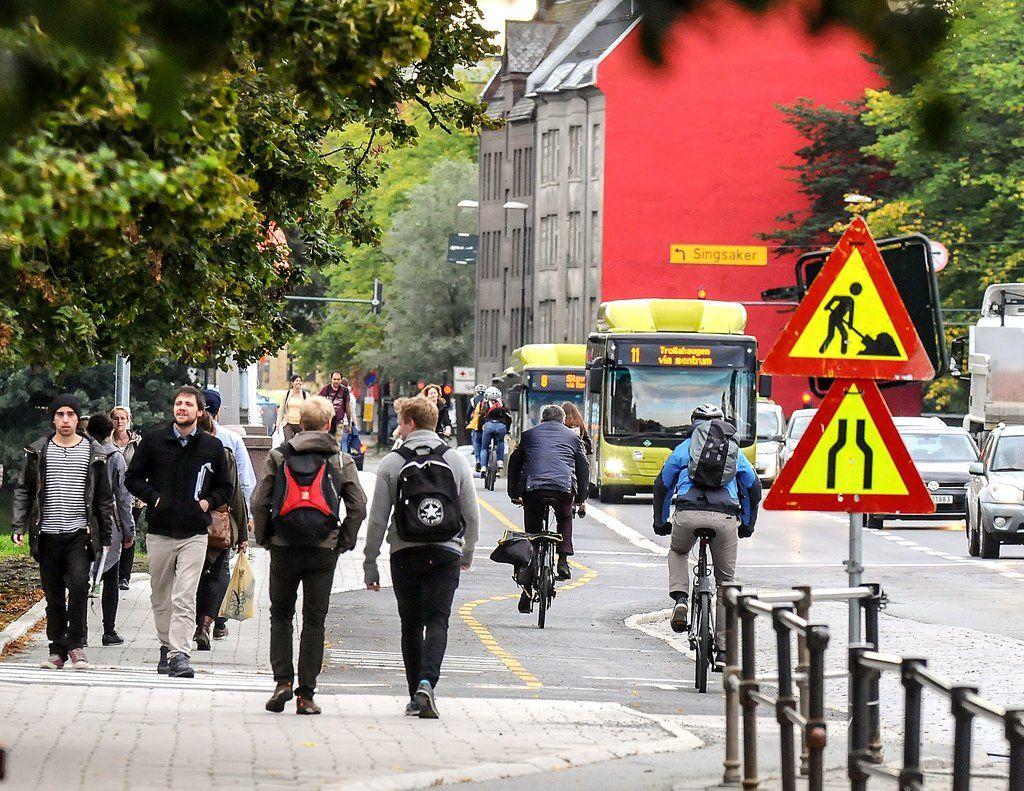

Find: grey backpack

[688,419,739,489]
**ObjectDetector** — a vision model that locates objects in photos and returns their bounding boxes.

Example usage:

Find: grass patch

[0,534,29,558]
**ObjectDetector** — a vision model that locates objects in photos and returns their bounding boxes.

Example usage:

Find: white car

[755,402,786,485]
[780,408,817,469]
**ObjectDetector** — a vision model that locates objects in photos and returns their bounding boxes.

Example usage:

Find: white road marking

[584,504,667,556]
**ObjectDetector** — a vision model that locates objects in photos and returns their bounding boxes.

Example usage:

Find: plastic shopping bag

[219,551,256,622]
[271,425,285,449]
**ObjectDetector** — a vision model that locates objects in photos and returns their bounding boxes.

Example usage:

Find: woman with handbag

[193,412,249,650]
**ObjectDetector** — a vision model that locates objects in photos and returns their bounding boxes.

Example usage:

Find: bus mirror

[758,374,773,398]
[587,361,603,394]
[739,436,755,449]
[507,385,523,412]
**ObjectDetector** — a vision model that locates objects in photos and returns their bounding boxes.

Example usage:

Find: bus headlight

[988,483,1023,504]
[604,457,626,477]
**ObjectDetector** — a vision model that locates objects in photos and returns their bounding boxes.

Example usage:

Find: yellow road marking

[458,497,599,690]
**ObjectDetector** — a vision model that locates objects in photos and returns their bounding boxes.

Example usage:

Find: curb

[0,598,46,656]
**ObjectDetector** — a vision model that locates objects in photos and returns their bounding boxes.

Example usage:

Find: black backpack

[270,445,342,546]
[394,444,464,542]
[688,419,740,489]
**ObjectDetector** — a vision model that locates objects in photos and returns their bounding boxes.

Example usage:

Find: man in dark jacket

[126,386,233,679]
[12,394,115,670]
[506,404,589,604]
[253,395,367,715]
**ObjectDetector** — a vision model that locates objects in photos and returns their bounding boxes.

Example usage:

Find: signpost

[447,233,478,265]
[453,365,476,395]
[763,217,936,645]
[669,243,767,266]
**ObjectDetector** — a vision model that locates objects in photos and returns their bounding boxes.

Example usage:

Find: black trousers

[196,548,230,625]
[389,546,461,698]
[118,506,143,583]
[522,489,575,555]
[37,531,91,657]
[101,564,120,634]
[269,547,338,698]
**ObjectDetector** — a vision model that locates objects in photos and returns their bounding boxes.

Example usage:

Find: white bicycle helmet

[691,403,724,421]
[484,386,502,401]
[475,384,486,394]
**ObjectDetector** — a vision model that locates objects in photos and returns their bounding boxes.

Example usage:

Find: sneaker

[518,590,532,614]
[40,654,65,670]
[497,460,504,470]
[713,650,726,673]
[157,646,170,674]
[670,599,689,633]
[102,632,124,646]
[474,464,481,474]
[265,682,294,713]
[212,623,229,639]
[296,696,321,715]
[194,619,212,651]
[556,557,572,581]
[167,653,194,678]
[67,648,92,670]
[413,680,439,720]
[118,580,130,591]
[405,698,423,716]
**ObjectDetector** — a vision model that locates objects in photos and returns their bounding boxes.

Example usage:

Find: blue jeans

[471,430,483,467]
[481,423,507,468]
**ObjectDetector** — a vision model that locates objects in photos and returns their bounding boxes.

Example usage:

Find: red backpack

[270,445,342,546]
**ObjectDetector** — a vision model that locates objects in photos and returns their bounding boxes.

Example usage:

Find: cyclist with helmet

[652,403,761,668]
[478,387,512,474]
[466,385,487,473]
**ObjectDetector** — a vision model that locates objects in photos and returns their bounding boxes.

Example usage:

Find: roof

[596,299,748,335]
[505,21,562,73]
[510,344,587,370]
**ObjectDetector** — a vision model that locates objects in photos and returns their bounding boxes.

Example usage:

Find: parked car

[780,408,817,469]
[865,426,979,529]
[966,424,1024,558]
[892,416,947,429]
[755,401,786,485]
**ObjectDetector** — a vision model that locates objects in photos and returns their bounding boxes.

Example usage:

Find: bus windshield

[525,391,585,430]
[606,366,754,441]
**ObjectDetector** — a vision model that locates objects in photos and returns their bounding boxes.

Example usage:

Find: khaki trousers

[667,509,739,649]
[148,533,208,658]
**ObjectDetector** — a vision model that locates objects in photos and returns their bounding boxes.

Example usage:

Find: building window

[541,130,559,185]
[538,300,556,343]
[568,211,582,267]
[494,152,503,200]
[568,125,582,180]
[525,225,534,274]
[539,214,559,270]
[525,147,535,194]
[481,153,490,201]
[590,211,600,265]
[589,297,597,327]
[567,297,580,341]
[590,124,602,178]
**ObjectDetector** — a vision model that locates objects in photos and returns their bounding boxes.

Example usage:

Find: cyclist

[478,387,512,475]
[652,403,761,668]
[506,404,590,611]
[466,384,487,473]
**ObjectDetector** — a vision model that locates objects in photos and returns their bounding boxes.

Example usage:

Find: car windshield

[606,366,754,441]
[992,436,1024,472]
[788,413,815,442]
[524,392,584,430]
[903,433,978,463]
[756,409,781,438]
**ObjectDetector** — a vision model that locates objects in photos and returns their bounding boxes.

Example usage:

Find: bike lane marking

[462,497,599,690]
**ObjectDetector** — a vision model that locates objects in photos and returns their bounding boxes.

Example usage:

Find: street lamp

[503,202,529,345]
[458,199,479,209]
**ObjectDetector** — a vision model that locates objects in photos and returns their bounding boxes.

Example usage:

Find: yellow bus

[585,299,759,503]
[501,344,587,451]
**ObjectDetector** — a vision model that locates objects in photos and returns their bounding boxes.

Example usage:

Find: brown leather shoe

[194,617,212,651]
[265,682,294,713]
[296,695,321,715]
[212,623,229,639]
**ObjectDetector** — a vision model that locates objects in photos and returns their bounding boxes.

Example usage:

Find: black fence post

[772,607,798,791]
[862,584,884,764]
[794,585,813,776]
[848,644,872,791]
[738,595,760,791]
[805,624,830,791]
[949,684,977,791]
[899,657,927,791]
[1005,707,1024,790]
[722,583,742,786]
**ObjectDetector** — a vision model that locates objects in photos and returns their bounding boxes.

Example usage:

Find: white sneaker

[40,654,65,670]
[67,648,92,670]
[497,460,504,469]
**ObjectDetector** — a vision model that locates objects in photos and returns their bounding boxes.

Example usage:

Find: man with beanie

[127,386,233,678]
[12,394,115,670]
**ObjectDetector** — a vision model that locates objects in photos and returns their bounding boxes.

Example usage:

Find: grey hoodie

[97,440,137,572]
[364,430,479,586]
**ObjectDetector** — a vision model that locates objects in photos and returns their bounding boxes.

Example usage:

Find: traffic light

[371,277,384,315]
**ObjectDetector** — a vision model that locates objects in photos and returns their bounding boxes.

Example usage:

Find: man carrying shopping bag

[252,396,367,715]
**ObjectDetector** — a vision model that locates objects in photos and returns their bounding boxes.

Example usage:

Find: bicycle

[688,527,717,693]
[482,431,501,491]
[525,498,563,629]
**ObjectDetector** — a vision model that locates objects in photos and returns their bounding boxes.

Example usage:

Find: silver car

[967,425,1024,558]
[780,408,817,469]
[755,401,785,485]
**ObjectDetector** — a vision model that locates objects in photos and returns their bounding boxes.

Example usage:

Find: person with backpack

[252,396,367,715]
[278,376,311,442]
[319,371,352,438]
[364,395,479,719]
[478,387,512,475]
[652,403,762,668]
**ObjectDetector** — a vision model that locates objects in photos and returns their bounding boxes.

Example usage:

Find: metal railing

[722,583,885,790]
[849,647,1024,791]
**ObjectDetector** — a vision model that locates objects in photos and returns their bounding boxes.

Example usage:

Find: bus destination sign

[527,371,587,391]
[614,342,749,368]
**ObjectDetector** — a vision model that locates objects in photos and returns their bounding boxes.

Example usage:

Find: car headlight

[604,457,626,476]
[988,483,1023,504]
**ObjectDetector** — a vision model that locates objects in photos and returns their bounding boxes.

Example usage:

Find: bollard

[722,584,743,786]
[1005,707,1024,790]
[738,596,760,791]
[794,585,812,776]
[772,606,798,791]
[862,585,884,763]
[847,645,873,791]
[805,624,829,791]
[949,685,977,791]
[899,657,927,791]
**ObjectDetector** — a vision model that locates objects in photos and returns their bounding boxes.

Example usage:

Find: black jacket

[435,400,453,436]
[126,425,234,539]
[506,420,590,503]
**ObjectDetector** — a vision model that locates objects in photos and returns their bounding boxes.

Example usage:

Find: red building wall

[596,2,921,415]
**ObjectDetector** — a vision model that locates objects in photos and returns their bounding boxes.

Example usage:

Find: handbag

[208,506,233,549]
[219,551,256,621]
[489,529,534,568]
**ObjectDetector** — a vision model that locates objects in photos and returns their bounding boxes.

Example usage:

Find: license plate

[931,494,953,505]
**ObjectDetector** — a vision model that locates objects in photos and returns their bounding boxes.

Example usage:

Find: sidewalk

[0,532,700,790]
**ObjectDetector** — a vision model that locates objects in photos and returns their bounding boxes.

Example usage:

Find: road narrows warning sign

[764,379,935,514]
[762,216,934,380]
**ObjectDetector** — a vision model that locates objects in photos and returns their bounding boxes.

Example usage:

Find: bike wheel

[537,544,549,629]
[694,592,712,693]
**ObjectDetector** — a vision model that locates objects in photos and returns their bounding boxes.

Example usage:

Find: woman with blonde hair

[110,405,143,589]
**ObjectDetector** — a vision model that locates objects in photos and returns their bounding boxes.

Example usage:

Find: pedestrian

[196,388,256,642]
[364,395,478,719]
[478,387,512,474]
[319,371,352,438]
[11,394,115,670]
[252,396,367,715]
[561,401,593,455]
[278,376,310,442]
[466,384,486,473]
[110,405,143,590]
[126,386,234,678]
[192,410,250,651]
[420,384,453,440]
[85,413,137,647]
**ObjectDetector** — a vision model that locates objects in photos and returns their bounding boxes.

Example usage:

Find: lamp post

[503,201,529,346]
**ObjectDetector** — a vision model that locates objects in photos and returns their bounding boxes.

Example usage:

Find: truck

[951,284,1024,438]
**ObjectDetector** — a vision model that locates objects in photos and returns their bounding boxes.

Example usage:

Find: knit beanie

[49,393,83,418]
[202,388,222,417]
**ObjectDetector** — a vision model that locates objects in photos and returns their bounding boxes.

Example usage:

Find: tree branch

[414,96,452,133]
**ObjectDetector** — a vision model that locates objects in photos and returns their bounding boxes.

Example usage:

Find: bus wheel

[598,484,624,504]
[588,481,599,499]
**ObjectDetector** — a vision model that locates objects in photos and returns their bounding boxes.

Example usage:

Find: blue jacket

[655,438,760,528]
